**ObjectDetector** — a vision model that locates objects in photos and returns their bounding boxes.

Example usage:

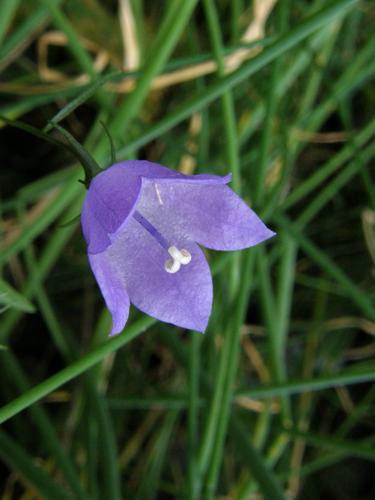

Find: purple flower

[81,161,274,334]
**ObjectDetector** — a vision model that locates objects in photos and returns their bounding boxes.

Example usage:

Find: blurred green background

[1,0,375,498]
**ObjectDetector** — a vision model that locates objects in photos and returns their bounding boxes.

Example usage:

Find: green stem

[0,429,70,500]
[188,332,202,500]
[254,0,289,206]
[109,0,198,140]
[203,253,255,498]
[1,353,88,499]
[116,0,357,160]
[0,316,155,424]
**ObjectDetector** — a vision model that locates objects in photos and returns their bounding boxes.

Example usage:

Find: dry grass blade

[119,0,139,70]
[37,31,110,83]
[0,0,276,95]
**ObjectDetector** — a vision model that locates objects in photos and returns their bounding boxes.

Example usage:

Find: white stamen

[165,258,181,274]
[164,246,192,273]
[177,248,192,264]
[155,184,163,205]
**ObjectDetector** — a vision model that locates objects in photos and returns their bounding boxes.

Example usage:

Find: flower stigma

[133,210,192,274]
[165,246,192,274]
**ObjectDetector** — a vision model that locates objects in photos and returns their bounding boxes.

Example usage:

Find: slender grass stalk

[1,1,372,496]
[109,0,198,139]
[238,25,336,148]
[1,353,88,499]
[0,430,70,500]
[203,253,255,498]
[188,332,202,500]
[194,2,243,496]
[116,0,357,159]
[202,0,242,302]
[135,411,178,500]
[297,139,375,228]
[336,385,375,437]
[0,0,63,68]
[272,213,375,323]
[229,417,286,500]
[37,0,98,79]
[0,316,155,424]
[108,363,375,406]
[0,189,83,343]
[282,116,375,210]
[85,380,121,500]
[0,0,20,47]
[202,0,241,192]
[257,246,291,422]
[275,236,297,384]
[284,428,375,462]
[22,239,120,499]
[0,177,81,266]
[254,0,289,207]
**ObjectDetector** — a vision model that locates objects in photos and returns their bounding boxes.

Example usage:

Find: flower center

[133,210,191,274]
[164,246,192,274]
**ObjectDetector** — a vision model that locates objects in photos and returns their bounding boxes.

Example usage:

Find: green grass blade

[0,181,81,266]
[273,213,375,323]
[201,253,255,497]
[37,0,98,79]
[239,364,375,398]
[283,116,375,210]
[0,316,155,424]
[116,0,357,159]
[230,417,286,500]
[0,0,20,46]
[0,277,35,313]
[284,428,375,462]
[1,352,88,499]
[109,0,198,139]
[44,71,123,132]
[297,140,375,227]
[135,411,178,500]
[0,0,62,68]
[0,429,70,500]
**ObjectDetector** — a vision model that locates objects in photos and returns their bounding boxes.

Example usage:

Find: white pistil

[165,258,181,273]
[164,246,192,273]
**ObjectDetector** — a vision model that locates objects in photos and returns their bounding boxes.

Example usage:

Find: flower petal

[103,217,213,332]
[138,179,275,251]
[81,161,231,254]
[88,252,130,335]
[81,169,142,254]
[99,160,231,184]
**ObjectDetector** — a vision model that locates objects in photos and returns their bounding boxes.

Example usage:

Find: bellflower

[81,161,274,334]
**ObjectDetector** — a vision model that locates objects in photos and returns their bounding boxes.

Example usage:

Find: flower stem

[51,123,103,187]
[202,252,255,498]
[188,332,202,500]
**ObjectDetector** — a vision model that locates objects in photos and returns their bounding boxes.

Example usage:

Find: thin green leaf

[117,0,357,158]
[0,429,70,500]
[44,71,123,132]
[239,364,375,398]
[0,277,35,313]
[230,417,286,500]
[0,0,20,47]
[0,316,155,424]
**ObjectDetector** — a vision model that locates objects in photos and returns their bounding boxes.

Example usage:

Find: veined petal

[81,168,142,254]
[138,179,275,251]
[82,161,274,336]
[103,217,213,332]
[88,252,130,335]
[81,161,231,254]
[101,160,231,185]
